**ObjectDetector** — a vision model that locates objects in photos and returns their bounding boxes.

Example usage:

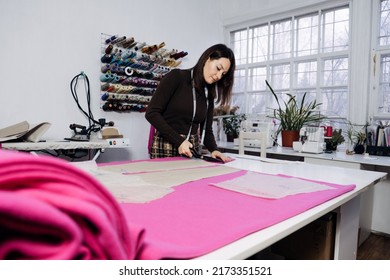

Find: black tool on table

[189,148,225,164]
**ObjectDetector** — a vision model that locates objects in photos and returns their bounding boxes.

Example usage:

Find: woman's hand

[178,140,193,157]
[211,150,233,163]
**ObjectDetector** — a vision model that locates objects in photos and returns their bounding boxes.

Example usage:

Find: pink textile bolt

[0,150,144,260]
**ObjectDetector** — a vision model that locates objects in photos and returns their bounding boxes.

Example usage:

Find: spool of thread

[134,42,146,51]
[110,36,126,45]
[112,74,120,83]
[100,74,111,82]
[143,72,154,79]
[101,64,110,73]
[125,67,133,76]
[116,66,125,75]
[100,54,113,63]
[121,37,135,48]
[106,85,115,92]
[117,59,127,66]
[116,85,126,93]
[101,93,109,101]
[122,50,132,60]
[111,84,120,92]
[121,86,131,94]
[101,83,110,91]
[111,65,119,74]
[125,86,134,93]
[105,35,116,44]
[129,52,137,58]
[120,78,129,85]
[127,42,137,49]
[102,102,112,111]
[115,49,122,58]
[105,44,113,54]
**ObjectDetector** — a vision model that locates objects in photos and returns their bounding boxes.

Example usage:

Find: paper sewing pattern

[210,171,335,199]
[99,159,217,174]
[72,160,239,203]
[71,161,171,203]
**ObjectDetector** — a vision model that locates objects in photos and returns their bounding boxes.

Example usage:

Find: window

[379,0,390,46]
[374,0,390,115]
[228,4,350,122]
[295,14,318,57]
[271,19,292,60]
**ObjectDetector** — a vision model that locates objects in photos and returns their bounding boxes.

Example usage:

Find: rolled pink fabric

[0,150,144,260]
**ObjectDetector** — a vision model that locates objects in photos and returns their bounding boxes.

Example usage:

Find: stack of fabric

[0,150,143,260]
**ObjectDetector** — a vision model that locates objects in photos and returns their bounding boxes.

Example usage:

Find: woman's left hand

[211,150,234,163]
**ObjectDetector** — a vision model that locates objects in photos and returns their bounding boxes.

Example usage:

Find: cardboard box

[271,212,336,260]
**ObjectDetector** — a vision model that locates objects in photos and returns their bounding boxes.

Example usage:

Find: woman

[145,44,235,162]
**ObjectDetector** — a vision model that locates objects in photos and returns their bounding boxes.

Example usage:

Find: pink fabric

[0,151,356,260]
[120,167,356,259]
[0,150,144,260]
[147,125,155,154]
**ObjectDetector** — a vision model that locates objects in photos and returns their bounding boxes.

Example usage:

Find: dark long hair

[192,44,235,107]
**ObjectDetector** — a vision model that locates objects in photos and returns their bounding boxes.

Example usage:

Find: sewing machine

[292,126,326,154]
[234,119,275,148]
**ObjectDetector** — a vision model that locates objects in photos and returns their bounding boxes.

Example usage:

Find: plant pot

[354,144,365,154]
[226,134,237,142]
[281,130,300,147]
[325,140,338,151]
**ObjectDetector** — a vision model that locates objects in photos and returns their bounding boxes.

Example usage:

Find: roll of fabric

[0,150,144,260]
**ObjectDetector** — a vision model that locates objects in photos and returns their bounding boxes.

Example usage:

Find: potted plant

[347,123,367,154]
[266,80,325,147]
[325,128,345,151]
[222,113,246,142]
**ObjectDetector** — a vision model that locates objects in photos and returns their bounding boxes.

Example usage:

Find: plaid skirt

[150,132,200,159]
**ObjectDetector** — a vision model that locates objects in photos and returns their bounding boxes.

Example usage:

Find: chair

[238,131,267,158]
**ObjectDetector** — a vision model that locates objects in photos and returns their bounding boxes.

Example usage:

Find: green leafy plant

[347,123,367,145]
[222,114,246,137]
[330,128,345,145]
[326,128,345,151]
[266,80,325,134]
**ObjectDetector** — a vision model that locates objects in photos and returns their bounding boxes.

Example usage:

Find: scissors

[189,148,225,164]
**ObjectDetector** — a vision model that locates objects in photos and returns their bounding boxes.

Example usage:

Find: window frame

[225,2,351,126]
[370,0,390,118]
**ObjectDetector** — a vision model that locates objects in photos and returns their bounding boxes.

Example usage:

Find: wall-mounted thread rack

[100,33,188,113]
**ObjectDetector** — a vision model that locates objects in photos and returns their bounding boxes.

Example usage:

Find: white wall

[219,0,331,25]
[0,0,370,162]
[0,0,223,161]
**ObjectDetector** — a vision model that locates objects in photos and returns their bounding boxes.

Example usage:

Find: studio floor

[357,233,390,260]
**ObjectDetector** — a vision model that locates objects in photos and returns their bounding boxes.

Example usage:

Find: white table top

[197,153,387,259]
[1,140,110,151]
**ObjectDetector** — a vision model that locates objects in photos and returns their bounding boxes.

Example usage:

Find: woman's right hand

[178,140,193,157]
